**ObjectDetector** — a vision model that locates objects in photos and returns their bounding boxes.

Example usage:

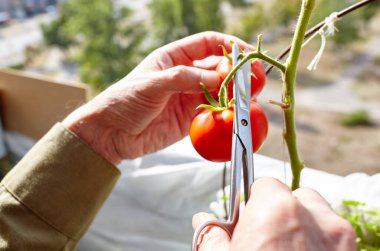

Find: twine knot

[306,12,340,71]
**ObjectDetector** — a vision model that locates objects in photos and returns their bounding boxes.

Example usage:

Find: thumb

[192,212,231,251]
[157,65,220,94]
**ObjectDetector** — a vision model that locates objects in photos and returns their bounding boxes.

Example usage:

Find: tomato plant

[216,56,266,99]
[190,102,268,162]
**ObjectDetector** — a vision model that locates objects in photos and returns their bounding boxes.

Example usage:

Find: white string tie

[325,12,340,36]
[306,12,340,71]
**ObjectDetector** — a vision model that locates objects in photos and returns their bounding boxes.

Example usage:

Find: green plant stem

[283,0,315,190]
[218,51,286,106]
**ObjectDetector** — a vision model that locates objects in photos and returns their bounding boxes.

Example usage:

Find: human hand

[192,177,356,251]
[63,31,252,165]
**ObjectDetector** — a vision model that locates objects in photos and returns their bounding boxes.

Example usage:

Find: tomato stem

[257,34,262,52]
[283,0,315,190]
[267,99,290,109]
[218,86,227,107]
[217,40,286,108]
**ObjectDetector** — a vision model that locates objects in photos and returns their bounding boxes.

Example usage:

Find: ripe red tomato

[216,57,266,99]
[189,102,268,162]
[215,56,233,81]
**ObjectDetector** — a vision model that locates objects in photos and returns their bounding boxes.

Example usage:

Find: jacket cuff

[2,123,121,240]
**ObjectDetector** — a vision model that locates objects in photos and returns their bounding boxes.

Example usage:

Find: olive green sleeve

[0,123,121,250]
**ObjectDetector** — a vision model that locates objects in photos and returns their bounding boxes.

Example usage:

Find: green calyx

[196,43,241,112]
[196,82,236,111]
[220,45,232,63]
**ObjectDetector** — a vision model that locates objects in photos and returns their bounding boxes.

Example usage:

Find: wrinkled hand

[193,178,356,251]
[63,31,251,164]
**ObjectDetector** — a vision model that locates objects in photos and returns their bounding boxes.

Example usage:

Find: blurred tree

[269,0,301,27]
[226,0,250,7]
[148,0,224,45]
[42,0,146,90]
[360,0,380,22]
[237,0,301,41]
[237,3,265,41]
[41,10,74,50]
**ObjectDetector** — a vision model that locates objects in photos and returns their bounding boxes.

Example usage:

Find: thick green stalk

[283,0,315,190]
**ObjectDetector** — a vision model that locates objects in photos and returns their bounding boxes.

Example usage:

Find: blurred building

[0,0,58,20]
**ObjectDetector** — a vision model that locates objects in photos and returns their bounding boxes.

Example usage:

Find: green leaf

[200,82,219,106]
[219,195,229,202]
[339,200,380,250]
[343,200,366,207]
[220,45,232,62]
[196,104,226,112]
[363,210,380,216]
[228,98,235,107]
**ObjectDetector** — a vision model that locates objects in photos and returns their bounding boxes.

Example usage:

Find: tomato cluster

[190,54,268,162]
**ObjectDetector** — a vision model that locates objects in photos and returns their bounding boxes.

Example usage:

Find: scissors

[191,43,254,251]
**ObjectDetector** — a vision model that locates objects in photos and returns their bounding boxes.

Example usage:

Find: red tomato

[216,56,233,81]
[216,57,266,99]
[190,102,268,162]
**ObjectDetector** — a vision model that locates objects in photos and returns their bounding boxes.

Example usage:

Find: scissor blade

[232,43,239,69]
[232,47,251,110]
[228,43,242,221]
[231,45,254,206]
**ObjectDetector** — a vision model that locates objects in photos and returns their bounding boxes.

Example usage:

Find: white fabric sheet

[78,136,380,251]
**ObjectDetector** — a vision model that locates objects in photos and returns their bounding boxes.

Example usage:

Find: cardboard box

[0,69,88,139]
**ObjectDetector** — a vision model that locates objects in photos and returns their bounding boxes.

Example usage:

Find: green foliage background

[42,0,146,90]
[340,200,380,251]
[148,0,225,46]
[42,0,380,90]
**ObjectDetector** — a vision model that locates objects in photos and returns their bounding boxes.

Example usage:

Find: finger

[292,188,332,213]
[160,31,254,66]
[156,65,221,93]
[193,56,224,70]
[239,177,299,229]
[239,177,295,225]
[231,178,296,250]
[192,212,218,229]
[249,177,292,204]
[192,213,230,251]
[293,188,357,250]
